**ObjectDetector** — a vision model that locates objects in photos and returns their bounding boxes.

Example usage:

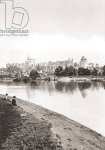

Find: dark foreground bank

[0,97,105,150]
[0,98,63,150]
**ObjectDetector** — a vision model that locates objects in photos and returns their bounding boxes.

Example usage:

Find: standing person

[5,93,8,100]
[12,96,17,106]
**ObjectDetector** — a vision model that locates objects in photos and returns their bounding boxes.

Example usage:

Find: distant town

[0,56,105,82]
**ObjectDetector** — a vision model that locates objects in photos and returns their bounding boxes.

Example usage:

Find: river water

[0,81,105,136]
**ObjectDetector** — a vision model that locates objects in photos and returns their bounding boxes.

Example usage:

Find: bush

[29,70,40,80]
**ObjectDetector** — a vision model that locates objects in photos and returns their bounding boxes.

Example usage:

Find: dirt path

[16,98,105,150]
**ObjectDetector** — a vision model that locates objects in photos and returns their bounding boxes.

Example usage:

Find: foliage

[91,68,98,76]
[54,66,63,76]
[29,70,40,80]
[78,67,91,76]
[6,64,22,78]
[102,65,105,76]
[54,66,99,77]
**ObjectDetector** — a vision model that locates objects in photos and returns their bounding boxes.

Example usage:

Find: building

[87,63,94,71]
[0,68,9,78]
[6,57,36,77]
[79,56,87,68]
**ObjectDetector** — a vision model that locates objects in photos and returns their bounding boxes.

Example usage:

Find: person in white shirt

[5,93,8,100]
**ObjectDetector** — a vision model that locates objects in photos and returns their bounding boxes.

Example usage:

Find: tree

[78,67,85,76]
[84,68,91,75]
[78,67,91,76]
[91,68,98,76]
[6,64,22,78]
[102,65,105,76]
[64,66,76,76]
[29,70,40,80]
[54,66,63,76]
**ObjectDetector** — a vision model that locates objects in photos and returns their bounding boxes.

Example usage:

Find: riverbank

[0,76,105,83]
[0,97,63,150]
[0,96,105,150]
[57,76,105,83]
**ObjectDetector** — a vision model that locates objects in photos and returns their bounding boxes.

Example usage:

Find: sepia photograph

[0,0,105,149]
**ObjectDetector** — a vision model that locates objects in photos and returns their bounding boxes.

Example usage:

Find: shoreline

[57,76,105,82]
[0,96,105,149]
[0,76,105,83]
[11,97,105,149]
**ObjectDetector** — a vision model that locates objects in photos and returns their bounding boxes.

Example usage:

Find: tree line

[54,65,105,77]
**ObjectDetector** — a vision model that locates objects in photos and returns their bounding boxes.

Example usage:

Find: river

[0,80,105,136]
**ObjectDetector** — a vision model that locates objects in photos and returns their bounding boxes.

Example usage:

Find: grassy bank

[0,98,63,150]
[16,98,105,150]
[0,97,105,150]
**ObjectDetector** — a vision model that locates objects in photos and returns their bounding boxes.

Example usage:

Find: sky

[0,0,105,66]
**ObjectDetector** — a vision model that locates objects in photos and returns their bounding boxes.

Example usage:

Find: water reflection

[3,80,105,98]
[54,81,105,98]
[78,82,91,91]
[29,81,105,99]
[55,82,78,94]
[1,81,105,98]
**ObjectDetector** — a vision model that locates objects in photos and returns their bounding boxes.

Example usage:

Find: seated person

[3,93,8,100]
[12,96,17,106]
